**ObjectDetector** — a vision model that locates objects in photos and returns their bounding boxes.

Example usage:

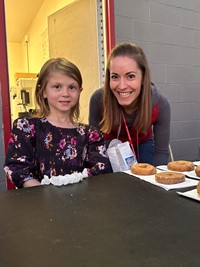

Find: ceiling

[5,0,44,42]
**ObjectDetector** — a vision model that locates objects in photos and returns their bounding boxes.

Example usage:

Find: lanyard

[121,112,139,161]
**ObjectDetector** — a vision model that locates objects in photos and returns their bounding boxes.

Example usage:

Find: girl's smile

[43,71,82,115]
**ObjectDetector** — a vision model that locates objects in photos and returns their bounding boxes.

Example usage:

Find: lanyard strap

[121,112,139,160]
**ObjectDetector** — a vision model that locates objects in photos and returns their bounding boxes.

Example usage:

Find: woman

[4,58,112,188]
[89,42,171,166]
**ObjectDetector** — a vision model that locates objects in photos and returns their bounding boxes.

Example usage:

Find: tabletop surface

[0,172,200,267]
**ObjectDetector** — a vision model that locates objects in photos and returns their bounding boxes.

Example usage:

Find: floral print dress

[4,117,112,188]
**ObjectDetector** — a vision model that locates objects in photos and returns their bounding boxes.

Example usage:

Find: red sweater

[103,103,159,146]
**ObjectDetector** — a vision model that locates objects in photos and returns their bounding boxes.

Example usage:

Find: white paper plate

[177,189,200,202]
[193,161,200,166]
[124,170,198,191]
[156,165,200,180]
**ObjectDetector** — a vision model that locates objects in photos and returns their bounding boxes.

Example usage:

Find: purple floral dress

[4,117,112,188]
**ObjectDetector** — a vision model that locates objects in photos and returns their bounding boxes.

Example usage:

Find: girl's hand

[23,179,41,188]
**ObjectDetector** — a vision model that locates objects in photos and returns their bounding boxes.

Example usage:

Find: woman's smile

[110,56,142,108]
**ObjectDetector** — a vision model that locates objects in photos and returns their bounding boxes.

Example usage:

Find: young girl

[89,42,171,166]
[4,58,112,188]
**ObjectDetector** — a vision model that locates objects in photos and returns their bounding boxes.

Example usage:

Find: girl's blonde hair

[35,58,82,123]
[101,42,152,134]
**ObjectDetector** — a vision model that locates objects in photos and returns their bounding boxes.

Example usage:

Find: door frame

[0,0,11,149]
[105,0,115,54]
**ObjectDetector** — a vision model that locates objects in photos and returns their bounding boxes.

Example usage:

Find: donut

[155,172,185,185]
[167,160,194,172]
[131,163,156,175]
[197,181,200,194]
[195,166,200,177]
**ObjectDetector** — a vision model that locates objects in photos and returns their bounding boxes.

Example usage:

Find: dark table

[0,172,200,267]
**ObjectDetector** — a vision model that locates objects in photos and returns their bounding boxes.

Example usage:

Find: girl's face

[109,56,143,111]
[43,71,82,116]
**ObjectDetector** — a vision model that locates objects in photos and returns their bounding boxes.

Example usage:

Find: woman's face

[43,71,82,116]
[109,56,143,111]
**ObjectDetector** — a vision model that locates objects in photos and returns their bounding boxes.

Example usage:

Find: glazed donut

[195,166,200,177]
[197,181,200,194]
[131,163,156,175]
[167,160,194,172]
[155,172,185,185]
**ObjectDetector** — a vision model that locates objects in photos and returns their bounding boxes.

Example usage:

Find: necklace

[121,112,139,161]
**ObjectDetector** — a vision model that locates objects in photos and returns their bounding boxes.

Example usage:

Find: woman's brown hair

[35,57,82,123]
[101,42,152,134]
